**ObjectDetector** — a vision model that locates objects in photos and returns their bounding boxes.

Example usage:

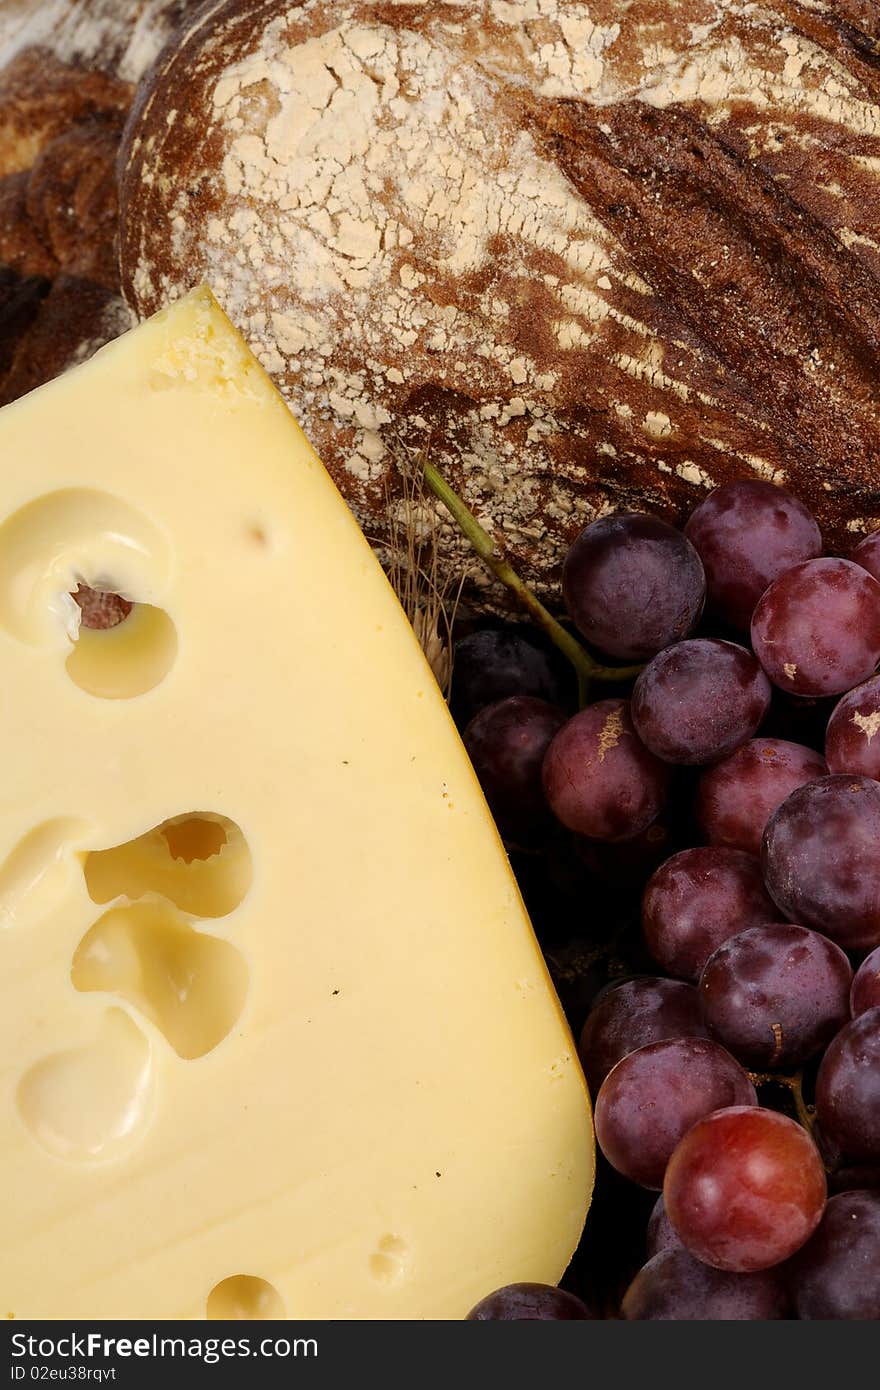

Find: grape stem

[748,1069,817,1139]
[420,457,643,706]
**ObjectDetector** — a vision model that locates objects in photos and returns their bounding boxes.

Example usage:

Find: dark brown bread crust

[546,95,880,521]
[0,276,133,407]
[117,0,880,596]
[0,2,199,406]
[0,45,130,180]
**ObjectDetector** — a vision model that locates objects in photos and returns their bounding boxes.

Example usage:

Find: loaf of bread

[0,1,197,405]
[117,0,880,597]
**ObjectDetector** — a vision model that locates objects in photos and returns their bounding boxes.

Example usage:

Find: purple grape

[851,947,880,1018]
[642,847,778,982]
[762,776,880,952]
[595,1038,756,1189]
[542,700,671,841]
[466,1283,593,1319]
[622,1246,790,1320]
[450,627,570,727]
[632,639,771,766]
[791,1190,880,1320]
[750,558,880,697]
[696,738,828,856]
[577,977,708,1097]
[684,479,822,631]
[646,1195,682,1258]
[562,512,705,661]
[815,1008,880,1162]
[828,1167,880,1196]
[698,925,852,1068]
[851,529,880,584]
[762,688,838,749]
[573,816,673,894]
[463,696,566,838]
[826,675,880,779]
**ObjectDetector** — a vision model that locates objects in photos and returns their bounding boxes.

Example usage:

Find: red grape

[826,675,880,779]
[684,479,822,631]
[663,1106,827,1272]
[466,1283,593,1319]
[762,776,880,952]
[595,1038,756,1189]
[646,1195,682,1258]
[622,1246,790,1320]
[542,700,671,841]
[791,1190,880,1320]
[632,639,771,766]
[562,513,705,661]
[815,1008,880,1162]
[851,947,880,1018]
[642,847,777,982]
[696,738,828,856]
[463,696,566,838]
[577,977,708,1097]
[699,924,852,1068]
[750,558,880,697]
[851,528,880,584]
[451,627,571,727]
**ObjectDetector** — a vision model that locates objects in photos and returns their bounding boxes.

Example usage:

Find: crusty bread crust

[118,0,880,596]
[0,2,197,406]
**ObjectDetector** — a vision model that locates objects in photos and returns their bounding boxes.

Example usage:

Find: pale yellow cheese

[0,288,593,1320]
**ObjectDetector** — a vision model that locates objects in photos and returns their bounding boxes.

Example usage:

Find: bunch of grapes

[453,480,880,1320]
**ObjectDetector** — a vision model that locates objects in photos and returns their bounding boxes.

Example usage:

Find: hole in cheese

[162,817,228,864]
[65,601,177,700]
[246,522,269,548]
[0,488,172,648]
[206,1275,285,1320]
[83,813,250,919]
[369,1234,410,1284]
[71,900,248,1061]
[17,1009,154,1161]
[0,818,92,930]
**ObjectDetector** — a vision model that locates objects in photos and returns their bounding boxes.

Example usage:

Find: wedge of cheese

[0,288,593,1320]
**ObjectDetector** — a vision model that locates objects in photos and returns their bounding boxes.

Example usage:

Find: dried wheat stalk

[373,438,465,700]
